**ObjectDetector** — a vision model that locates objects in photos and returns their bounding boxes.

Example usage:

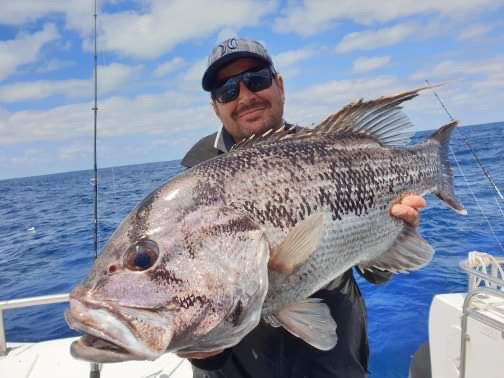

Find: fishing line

[425,80,504,206]
[496,197,504,220]
[449,145,504,254]
[425,80,504,253]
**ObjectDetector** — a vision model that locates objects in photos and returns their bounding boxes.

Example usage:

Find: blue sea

[1,122,503,377]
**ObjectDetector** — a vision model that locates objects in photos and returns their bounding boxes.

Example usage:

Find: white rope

[466,251,504,291]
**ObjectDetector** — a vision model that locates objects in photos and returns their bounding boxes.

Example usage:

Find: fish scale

[188,133,447,315]
[65,88,466,361]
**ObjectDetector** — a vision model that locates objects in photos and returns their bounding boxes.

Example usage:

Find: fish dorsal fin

[230,123,301,151]
[313,88,426,146]
[230,87,427,150]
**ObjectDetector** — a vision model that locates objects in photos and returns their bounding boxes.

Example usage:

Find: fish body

[65,88,465,362]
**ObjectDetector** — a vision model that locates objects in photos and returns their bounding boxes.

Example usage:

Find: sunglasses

[211,66,275,104]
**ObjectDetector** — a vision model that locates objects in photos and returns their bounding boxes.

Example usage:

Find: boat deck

[1,337,192,378]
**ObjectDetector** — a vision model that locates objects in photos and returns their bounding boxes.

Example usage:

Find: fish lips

[65,299,174,363]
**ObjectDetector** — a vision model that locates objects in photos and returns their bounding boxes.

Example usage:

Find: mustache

[233,100,269,118]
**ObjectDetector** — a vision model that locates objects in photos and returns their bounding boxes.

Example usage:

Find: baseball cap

[202,38,275,91]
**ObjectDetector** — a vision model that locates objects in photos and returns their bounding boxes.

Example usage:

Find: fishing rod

[92,0,99,261]
[90,0,101,377]
[424,79,504,205]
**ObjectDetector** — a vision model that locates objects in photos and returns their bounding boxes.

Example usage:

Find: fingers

[390,204,419,226]
[400,195,426,209]
[390,195,426,226]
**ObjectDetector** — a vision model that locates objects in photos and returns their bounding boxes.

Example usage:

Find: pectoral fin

[358,224,434,273]
[268,213,325,274]
[265,298,338,351]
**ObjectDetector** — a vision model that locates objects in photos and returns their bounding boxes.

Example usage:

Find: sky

[1,0,503,180]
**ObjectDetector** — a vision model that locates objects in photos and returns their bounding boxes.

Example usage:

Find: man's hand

[177,350,224,360]
[390,194,426,226]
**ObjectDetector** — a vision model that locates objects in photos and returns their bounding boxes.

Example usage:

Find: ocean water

[1,122,503,377]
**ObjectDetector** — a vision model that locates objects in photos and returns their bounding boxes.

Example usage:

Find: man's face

[211,58,285,143]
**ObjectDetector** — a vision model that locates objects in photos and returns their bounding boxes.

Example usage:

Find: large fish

[65,88,465,363]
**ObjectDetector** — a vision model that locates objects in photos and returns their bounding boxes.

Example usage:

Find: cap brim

[202,52,271,91]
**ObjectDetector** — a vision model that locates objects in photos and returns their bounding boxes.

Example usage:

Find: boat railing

[458,252,504,378]
[0,292,69,356]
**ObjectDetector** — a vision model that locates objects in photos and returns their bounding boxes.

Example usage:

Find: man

[180,38,425,378]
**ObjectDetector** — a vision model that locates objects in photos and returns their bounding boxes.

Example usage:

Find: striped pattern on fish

[65,87,466,363]
[187,93,462,312]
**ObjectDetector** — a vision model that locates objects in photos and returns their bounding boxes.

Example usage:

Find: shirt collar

[213,126,236,153]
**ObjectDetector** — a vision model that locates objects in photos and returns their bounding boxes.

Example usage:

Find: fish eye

[124,239,159,271]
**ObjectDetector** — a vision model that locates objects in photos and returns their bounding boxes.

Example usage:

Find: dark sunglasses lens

[213,67,272,103]
[244,69,272,92]
[214,80,239,103]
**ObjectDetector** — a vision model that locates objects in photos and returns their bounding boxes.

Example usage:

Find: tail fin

[427,120,467,215]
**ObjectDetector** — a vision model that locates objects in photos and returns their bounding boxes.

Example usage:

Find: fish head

[65,177,270,362]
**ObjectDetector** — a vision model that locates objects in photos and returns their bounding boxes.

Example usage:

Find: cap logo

[218,38,238,57]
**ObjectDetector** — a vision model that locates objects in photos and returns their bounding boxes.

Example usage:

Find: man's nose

[237,81,257,104]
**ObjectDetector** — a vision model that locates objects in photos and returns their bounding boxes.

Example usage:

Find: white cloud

[282,76,494,131]
[0,90,215,145]
[273,48,317,71]
[458,24,493,40]
[288,76,401,106]
[0,1,276,59]
[59,143,90,160]
[410,58,504,80]
[98,0,277,59]
[0,23,60,81]
[472,78,504,90]
[0,63,142,103]
[0,0,91,26]
[0,80,89,103]
[177,58,208,89]
[285,76,406,127]
[153,57,185,78]
[35,59,75,73]
[408,58,504,118]
[274,0,504,36]
[1,148,44,165]
[352,56,391,73]
[216,28,238,43]
[98,63,144,94]
[336,24,417,53]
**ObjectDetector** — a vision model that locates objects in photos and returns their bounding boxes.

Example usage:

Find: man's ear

[211,99,222,121]
[275,73,285,103]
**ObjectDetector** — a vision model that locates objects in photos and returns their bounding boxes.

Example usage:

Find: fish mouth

[65,299,173,363]
[70,334,135,363]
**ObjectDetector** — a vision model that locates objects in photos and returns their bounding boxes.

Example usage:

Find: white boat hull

[1,337,192,378]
